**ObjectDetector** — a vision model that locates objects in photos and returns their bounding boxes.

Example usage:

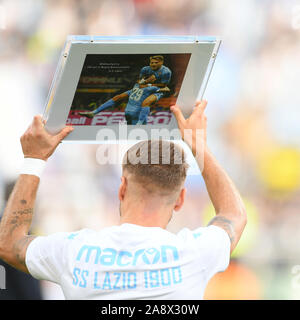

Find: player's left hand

[20,115,74,161]
[171,100,207,155]
[145,75,156,84]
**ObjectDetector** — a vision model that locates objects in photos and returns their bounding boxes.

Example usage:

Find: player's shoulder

[62,228,96,241]
[126,85,135,95]
[162,65,171,73]
[63,227,120,246]
[177,225,229,243]
[141,66,151,72]
[25,229,97,257]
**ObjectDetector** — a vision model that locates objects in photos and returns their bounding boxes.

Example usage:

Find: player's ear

[173,188,186,212]
[118,176,127,201]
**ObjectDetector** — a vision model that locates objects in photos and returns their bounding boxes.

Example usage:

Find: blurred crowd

[0,0,300,299]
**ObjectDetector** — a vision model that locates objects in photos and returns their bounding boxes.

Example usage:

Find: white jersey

[25,223,230,300]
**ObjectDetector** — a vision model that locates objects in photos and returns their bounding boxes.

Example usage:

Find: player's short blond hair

[122,140,188,195]
[150,55,164,62]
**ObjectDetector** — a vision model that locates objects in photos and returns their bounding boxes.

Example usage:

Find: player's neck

[119,200,172,229]
[120,216,168,229]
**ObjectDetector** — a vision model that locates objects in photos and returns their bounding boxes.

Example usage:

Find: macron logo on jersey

[75,245,179,267]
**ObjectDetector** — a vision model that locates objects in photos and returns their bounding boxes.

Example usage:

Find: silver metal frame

[43,35,221,143]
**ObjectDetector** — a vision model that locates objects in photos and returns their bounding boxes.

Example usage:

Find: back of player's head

[122,140,188,196]
[150,55,164,62]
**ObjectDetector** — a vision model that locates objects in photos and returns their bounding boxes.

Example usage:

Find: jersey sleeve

[148,86,160,94]
[198,225,230,281]
[179,225,231,282]
[25,232,71,283]
[161,68,172,84]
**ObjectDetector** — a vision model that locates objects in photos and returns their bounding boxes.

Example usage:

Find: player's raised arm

[0,116,73,273]
[161,67,172,86]
[171,102,247,253]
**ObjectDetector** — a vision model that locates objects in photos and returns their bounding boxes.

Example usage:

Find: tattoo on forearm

[208,216,235,244]
[9,208,33,234]
[0,176,39,272]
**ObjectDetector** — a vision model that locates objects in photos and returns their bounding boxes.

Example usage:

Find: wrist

[188,140,207,174]
[20,158,47,178]
[184,134,206,157]
[201,147,216,179]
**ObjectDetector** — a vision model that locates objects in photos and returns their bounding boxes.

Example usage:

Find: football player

[137,55,172,123]
[125,84,170,125]
[79,83,169,125]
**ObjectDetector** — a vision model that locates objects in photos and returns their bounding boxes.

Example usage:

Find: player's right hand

[159,86,170,93]
[20,115,74,161]
[138,78,146,85]
[170,100,207,155]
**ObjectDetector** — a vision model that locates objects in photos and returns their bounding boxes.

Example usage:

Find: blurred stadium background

[0,0,300,299]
